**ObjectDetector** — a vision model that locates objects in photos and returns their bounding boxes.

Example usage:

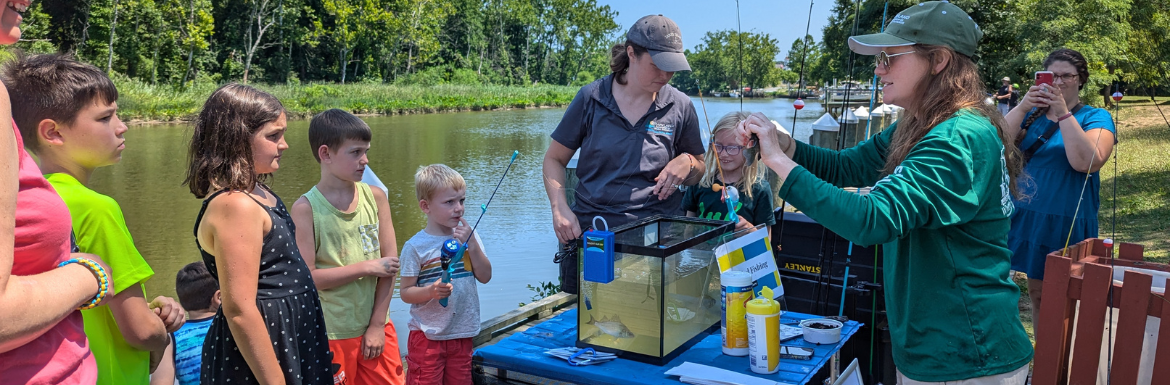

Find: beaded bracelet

[58,258,111,310]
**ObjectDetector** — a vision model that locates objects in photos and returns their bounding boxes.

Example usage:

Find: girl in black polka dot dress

[185,83,333,384]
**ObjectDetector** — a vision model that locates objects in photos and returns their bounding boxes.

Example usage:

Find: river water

[88,96,829,351]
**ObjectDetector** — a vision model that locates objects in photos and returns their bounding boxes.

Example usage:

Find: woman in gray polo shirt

[542,14,706,294]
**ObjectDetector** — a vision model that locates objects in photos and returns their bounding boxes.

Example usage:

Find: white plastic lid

[722,271,753,287]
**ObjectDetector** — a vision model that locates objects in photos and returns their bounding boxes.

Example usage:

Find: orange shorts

[328,322,405,385]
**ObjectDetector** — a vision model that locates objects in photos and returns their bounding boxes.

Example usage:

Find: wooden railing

[1033,238,1170,385]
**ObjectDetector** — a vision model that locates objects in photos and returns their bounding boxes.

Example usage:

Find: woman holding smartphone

[1005,48,1117,326]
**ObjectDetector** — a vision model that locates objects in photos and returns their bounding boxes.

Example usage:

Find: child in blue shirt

[150,262,221,385]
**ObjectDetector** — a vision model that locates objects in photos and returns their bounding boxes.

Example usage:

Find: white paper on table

[665,362,793,385]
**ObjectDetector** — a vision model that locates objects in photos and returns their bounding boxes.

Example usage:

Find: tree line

[8,0,1165,104]
[14,0,622,87]
[802,0,1169,105]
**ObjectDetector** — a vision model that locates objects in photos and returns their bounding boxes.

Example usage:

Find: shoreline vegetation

[117,79,580,124]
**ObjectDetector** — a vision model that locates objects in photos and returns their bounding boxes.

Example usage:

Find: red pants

[404,330,472,385]
[328,322,405,385]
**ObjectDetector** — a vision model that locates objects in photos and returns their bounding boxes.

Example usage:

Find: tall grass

[114,78,579,122]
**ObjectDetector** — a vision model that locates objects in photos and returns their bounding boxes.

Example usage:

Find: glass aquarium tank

[576,215,734,365]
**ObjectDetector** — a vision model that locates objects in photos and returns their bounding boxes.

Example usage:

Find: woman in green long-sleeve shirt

[739,2,1033,383]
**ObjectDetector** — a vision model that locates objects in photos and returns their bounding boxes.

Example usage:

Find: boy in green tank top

[290,109,405,384]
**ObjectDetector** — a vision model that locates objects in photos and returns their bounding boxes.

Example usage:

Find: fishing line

[1060,124,1107,255]
[777,0,817,256]
[814,0,866,315]
[1111,84,1121,244]
[697,90,728,186]
[791,0,815,132]
[458,150,520,246]
[697,89,735,219]
[864,2,890,139]
[735,0,744,111]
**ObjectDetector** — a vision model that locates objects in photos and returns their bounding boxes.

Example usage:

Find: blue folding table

[473,308,861,385]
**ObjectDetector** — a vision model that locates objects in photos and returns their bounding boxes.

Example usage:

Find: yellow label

[721,288,752,353]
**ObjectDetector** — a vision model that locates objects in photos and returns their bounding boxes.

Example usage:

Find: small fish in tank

[587,314,635,339]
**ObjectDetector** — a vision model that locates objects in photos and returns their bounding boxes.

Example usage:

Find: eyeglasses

[877,50,916,69]
[713,144,746,156]
[1052,73,1080,83]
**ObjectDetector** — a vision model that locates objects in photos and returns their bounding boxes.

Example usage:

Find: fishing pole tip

[511,150,520,159]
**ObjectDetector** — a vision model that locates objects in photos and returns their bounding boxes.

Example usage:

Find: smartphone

[1035,71,1054,87]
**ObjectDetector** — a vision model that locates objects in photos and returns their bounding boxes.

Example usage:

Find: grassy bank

[1097,96,1170,264]
[115,79,579,122]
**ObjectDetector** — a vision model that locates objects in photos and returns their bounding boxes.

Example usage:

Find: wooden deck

[473,293,579,385]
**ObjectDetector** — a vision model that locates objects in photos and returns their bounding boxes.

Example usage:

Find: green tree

[1120,0,1170,95]
[680,30,783,94]
[166,0,214,85]
[785,34,820,88]
[1013,0,1131,106]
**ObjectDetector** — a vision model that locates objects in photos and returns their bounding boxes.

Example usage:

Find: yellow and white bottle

[746,286,781,374]
[721,271,753,356]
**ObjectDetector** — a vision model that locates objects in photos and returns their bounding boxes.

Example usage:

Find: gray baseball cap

[848,1,983,57]
[626,14,691,72]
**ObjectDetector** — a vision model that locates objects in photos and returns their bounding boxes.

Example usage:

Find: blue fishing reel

[439,238,460,307]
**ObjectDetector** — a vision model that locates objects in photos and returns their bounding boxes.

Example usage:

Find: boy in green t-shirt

[290,109,404,384]
[3,54,185,385]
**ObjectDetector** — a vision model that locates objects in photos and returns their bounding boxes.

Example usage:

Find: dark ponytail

[609,40,647,85]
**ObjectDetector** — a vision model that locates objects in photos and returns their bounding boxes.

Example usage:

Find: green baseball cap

[848,1,983,57]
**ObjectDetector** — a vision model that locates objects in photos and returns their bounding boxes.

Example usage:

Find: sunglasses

[877,50,916,69]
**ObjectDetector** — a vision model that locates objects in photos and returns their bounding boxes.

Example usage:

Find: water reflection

[87,97,824,352]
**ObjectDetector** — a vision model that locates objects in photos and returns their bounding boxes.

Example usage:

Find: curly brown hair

[882,45,1025,198]
[183,83,285,198]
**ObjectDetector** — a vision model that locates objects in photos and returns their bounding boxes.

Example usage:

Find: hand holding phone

[1030,71,1056,108]
[1035,71,1054,88]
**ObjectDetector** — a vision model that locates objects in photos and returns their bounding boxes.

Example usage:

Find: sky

[596,0,836,60]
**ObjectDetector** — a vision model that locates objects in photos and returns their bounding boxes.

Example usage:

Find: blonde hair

[701,111,764,199]
[414,164,467,201]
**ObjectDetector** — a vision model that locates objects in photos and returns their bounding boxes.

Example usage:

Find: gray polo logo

[646,120,675,136]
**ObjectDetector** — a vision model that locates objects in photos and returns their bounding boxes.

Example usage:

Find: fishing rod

[696,90,740,224]
[777,0,818,255]
[813,0,866,316]
[864,2,890,139]
[440,150,520,307]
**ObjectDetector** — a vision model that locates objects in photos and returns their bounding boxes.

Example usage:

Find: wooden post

[1033,255,1074,385]
[1067,263,1112,384]
[1152,278,1170,383]
[1110,270,1153,385]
